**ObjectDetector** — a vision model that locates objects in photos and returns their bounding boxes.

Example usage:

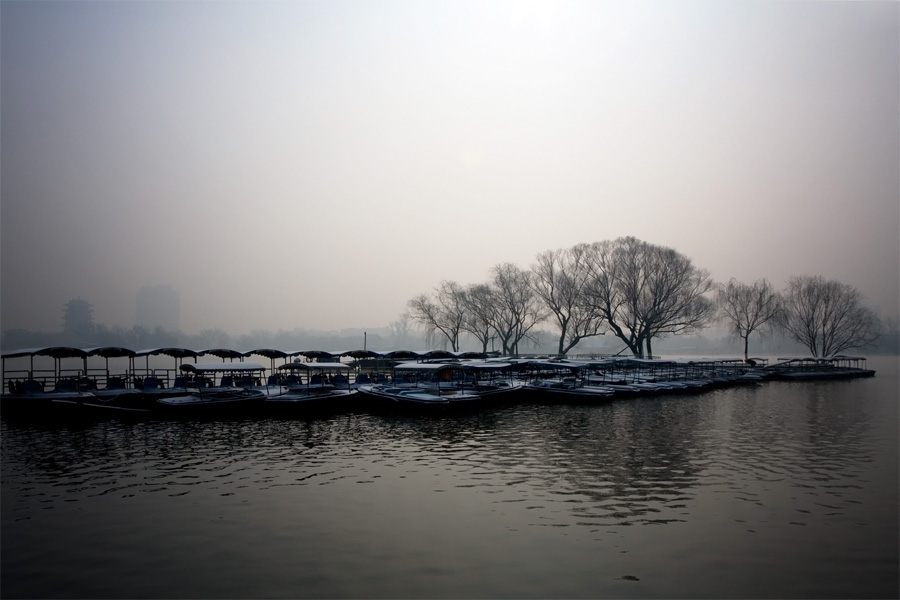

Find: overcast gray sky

[2,0,898,335]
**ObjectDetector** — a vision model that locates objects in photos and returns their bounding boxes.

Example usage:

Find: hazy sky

[2,0,898,335]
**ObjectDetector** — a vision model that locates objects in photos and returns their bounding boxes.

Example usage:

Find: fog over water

[2,1,898,335]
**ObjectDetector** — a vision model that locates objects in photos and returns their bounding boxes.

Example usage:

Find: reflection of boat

[155,362,267,415]
[266,361,357,411]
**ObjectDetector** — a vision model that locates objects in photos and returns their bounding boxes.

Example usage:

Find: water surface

[3,356,897,598]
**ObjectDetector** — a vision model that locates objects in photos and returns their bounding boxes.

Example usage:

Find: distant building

[63,298,94,334]
[135,285,180,332]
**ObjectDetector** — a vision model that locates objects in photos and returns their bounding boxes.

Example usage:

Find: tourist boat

[1,346,98,415]
[266,360,358,411]
[766,356,876,380]
[356,361,516,410]
[77,346,150,414]
[198,348,290,399]
[131,347,199,401]
[155,362,267,415]
[523,359,619,403]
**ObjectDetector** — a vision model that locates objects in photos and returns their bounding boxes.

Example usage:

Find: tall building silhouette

[135,285,180,331]
[63,298,94,334]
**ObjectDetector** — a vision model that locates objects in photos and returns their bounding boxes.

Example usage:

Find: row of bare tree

[407,236,883,359]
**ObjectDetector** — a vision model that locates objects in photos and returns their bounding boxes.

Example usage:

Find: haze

[2,0,898,336]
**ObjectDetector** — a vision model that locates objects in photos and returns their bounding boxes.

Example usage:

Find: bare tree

[582,237,715,358]
[531,244,606,356]
[778,275,881,356]
[406,280,467,351]
[489,263,548,355]
[716,278,781,361]
[460,283,496,353]
[389,315,411,349]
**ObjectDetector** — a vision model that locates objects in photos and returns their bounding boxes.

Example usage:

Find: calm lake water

[2,356,898,599]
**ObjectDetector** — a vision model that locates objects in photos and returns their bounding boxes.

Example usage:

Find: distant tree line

[0,318,422,356]
[406,236,889,359]
[2,237,895,359]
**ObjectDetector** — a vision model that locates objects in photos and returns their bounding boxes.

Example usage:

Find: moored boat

[356,361,517,411]
[1,347,98,417]
[155,362,268,416]
[266,360,358,412]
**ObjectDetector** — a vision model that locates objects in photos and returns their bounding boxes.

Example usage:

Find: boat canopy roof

[381,350,422,359]
[181,362,266,373]
[525,359,588,370]
[198,348,245,360]
[135,347,199,359]
[289,350,336,360]
[1,346,89,359]
[277,361,351,371]
[337,349,382,358]
[459,361,514,371]
[393,362,459,371]
[455,351,489,359]
[245,349,290,359]
[85,346,137,358]
[604,357,677,367]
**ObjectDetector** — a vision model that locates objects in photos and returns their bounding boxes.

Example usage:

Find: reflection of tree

[371,401,713,527]
[516,400,711,526]
[725,381,873,477]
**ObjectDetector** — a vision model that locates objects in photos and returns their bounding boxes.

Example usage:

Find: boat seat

[239,375,254,388]
[23,379,43,393]
[333,374,349,387]
[172,377,186,388]
[285,375,299,386]
[56,379,77,393]
[310,374,322,385]
[106,377,125,390]
[143,377,160,390]
[376,374,389,384]
[356,373,371,384]
[220,376,234,387]
[267,375,279,386]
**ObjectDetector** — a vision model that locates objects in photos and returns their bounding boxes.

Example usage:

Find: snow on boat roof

[135,347,199,358]
[289,350,336,359]
[336,349,382,358]
[181,362,267,373]
[198,348,245,360]
[671,357,746,365]
[382,350,422,359]
[459,361,513,370]
[526,359,588,370]
[244,349,290,359]
[393,362,459,371]
[277,361,351,371]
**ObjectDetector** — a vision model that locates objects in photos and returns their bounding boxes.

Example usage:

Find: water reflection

[2,371,897,599]
[0,386,884,529]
